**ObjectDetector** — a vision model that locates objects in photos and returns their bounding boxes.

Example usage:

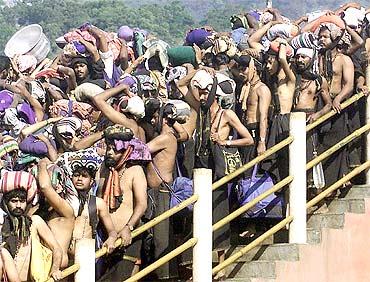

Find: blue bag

[237,165,284,218]
[170,177,194,211]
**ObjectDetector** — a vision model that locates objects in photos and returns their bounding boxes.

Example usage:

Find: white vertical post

[192,168,213,282]
[289,112,307,243]
[366,60,370,184]
[74,238,95,282]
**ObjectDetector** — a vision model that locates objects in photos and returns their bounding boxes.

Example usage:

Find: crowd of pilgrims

[0,1,369,281]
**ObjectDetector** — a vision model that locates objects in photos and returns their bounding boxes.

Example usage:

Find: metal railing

[47,90,368,282]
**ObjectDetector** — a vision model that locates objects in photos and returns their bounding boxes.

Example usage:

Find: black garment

[239,122,260,178]
[97,234,142,282]
[146,185,178,280]
[261,113,290,183]
[318,111,350,187]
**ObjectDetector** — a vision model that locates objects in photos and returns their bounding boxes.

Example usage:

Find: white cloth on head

[296,48,314,59]
[126,96,145,118]
[343,7,366,27]
[72,83,105,102]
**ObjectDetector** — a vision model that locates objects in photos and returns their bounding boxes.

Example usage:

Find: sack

[164,100,191,124]
[170,177,194,211]
[30,225,53,282]
[237,165,284,218]
[212,143,242,179]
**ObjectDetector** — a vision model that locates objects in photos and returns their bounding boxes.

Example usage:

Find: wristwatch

[126,224,134,231]
[226,140,232,147]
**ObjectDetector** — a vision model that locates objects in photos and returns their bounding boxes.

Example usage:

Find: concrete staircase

[219,185,370,282]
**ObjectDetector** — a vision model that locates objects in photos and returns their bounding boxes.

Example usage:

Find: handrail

[47,195,199,281]
[213,137,294,190]
[306,123,370,170]
[124,238,198,282]
[306,92,365,132]
[307,160,370,208]
[212,160,370,276]
[213,176,293,232]
[212,215,294,275]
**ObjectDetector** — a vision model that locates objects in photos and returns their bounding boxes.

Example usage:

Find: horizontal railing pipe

[307,161,370,209]
[212,176,293,232]
[306,92,365,132]
[124,238,198,282]
[212,216,294,275]
[213,137,293,190]
[306,124,370,170]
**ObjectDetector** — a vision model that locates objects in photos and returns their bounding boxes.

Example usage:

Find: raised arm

[248,21,274,51]
[37,160,74,218]
[13,82,44,122]
[346,25,364,55]
[91,84,137,128]
[20,117,62,139]
[278,43,296,83]
[72,131,104,151]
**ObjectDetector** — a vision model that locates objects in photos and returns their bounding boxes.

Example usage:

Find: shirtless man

[37,159,75,268]
[0,176,62,281]
[67,153,117,258]
[317,24,354,187]
[96,134,148,281]
[231,55,271,169]
[190,69,253,279]
[291,48,332,199]
[91,83,146,141]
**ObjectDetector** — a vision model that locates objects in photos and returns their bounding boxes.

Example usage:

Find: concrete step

[307,228,321,244]
[224,260,276,279]
[214,244,299,263]
[224,278,275,282]
[342,185,370,199]
[326,198,366,213]
[307,213,345,229]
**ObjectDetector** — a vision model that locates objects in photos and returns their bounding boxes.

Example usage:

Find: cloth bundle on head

[191,69,214,91]
[267,24,299,41]
[166,66,187,83]
[71,82,105,102]
[0,90,13,112]
[343,7,366,28]
[230,14,249,29]
[49,99,94,120]
[114,137,152,163]
[30,164,68,195]
[231,28,249,51]
[191,70,236,96]
[116,74,139,95]
[0,136,18,159]
[260,11,274,24]
[142,38,169,68]
[118,25,134,42]
[167,46,197,67]
[320,23,351,46]
[209,36,238,57]
[290,32,318,50]
[185,28,211,46]
[268,40,294,57]
[55,117,82,138]
[144,97,162,121]
[15,55,37,73]
[117,95,145,119]
[136,74,158,91]
[0,170,38,204]
[163,100,191,124]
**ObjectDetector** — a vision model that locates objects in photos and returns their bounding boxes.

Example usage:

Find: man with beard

[0,171,63,281]
[96,130,149,281]
[192,69,253,280]
[231,55,271,169]
[317,24,354,188]
[291,48,332,200]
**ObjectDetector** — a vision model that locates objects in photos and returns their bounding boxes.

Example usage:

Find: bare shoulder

[95,196,108,211]
[338,53,353,65]
[31,214,47,228]
[255,83,271,96]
